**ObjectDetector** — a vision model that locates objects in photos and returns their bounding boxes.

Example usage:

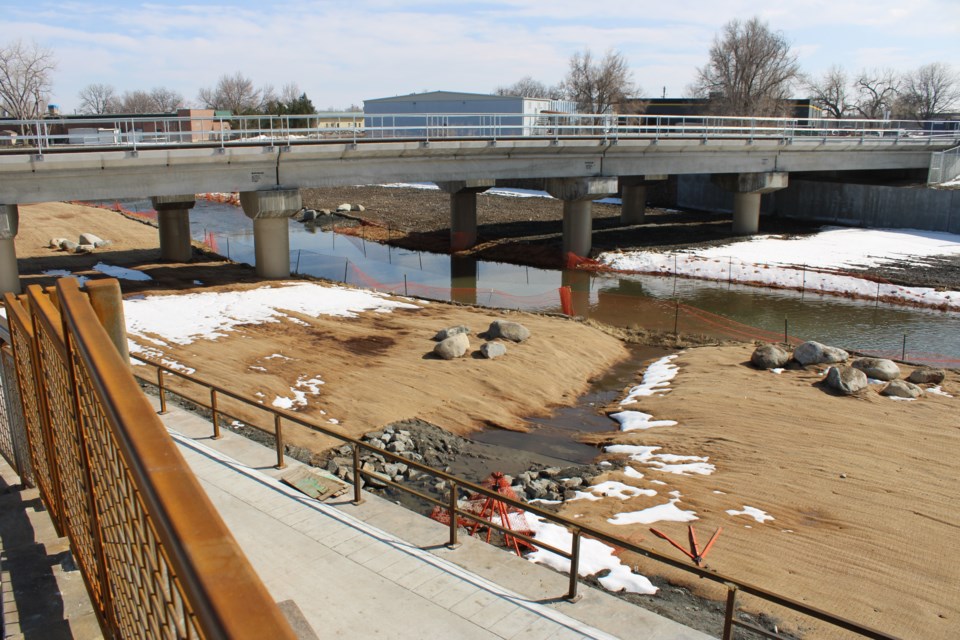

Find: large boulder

[851,357,900,381]
[79,232,105,246]
[336,203,352,213]
[433,325,470,341]
[751,344,790,369]
[487,319,530,343]
[433,333,469,360]
[480,341,507,359]
[881,380,923,399]
[907,367,946,385]
[793,341,849,366]
[824,366,868,395]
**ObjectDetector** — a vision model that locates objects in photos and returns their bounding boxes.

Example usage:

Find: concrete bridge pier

[450,255,478,306]
[151,195,196,262]
[0,204,20,294]
[240,189,302,278]
[711,172,788,234]
[619,175,667,225]
[545,177,618,258]
[435,180,495,252]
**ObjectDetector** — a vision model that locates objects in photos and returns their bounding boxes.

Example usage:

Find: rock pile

[430,320,530,360]
[750,340,943,399]
[50,233,112,254]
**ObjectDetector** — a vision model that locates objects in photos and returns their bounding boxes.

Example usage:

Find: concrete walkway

[156,397,714,640]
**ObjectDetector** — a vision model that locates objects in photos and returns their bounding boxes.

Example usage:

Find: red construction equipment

[650,525,722,566]
[430,472,535,557]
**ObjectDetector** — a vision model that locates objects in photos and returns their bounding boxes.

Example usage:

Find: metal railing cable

[1,112,958,152]
[131,353,899,640]
[2,281,296,640]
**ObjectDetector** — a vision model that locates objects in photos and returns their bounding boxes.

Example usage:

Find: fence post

[156,368,168,414]
[352,443,363,505]
[447,480,460,549]
[723,583,738,640]
[274,414,285,469]
[566,528,583,602]
[210,389,221,439]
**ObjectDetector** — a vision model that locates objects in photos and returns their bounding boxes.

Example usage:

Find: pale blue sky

[6,0,959,112]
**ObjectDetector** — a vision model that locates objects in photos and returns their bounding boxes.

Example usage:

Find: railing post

[447,480,460,549]
[274,414,285,469]
[352,443,363,505]
[566,527,582,602]
[723,583,738,640]
[210,389,221,439]
[156,368,168,414]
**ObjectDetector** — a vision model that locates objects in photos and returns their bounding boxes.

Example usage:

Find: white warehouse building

[362,90,576,138]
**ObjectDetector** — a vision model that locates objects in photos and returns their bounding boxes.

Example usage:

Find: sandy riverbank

[10,201,960,638]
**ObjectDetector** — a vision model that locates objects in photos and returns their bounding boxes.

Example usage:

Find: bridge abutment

[240,189,302,278]
[545,177,618,258]
[0,204,19,294]
[435,180,495,252]
[711,172,788,234]
[151,195,196,263]
[619,175,666,225]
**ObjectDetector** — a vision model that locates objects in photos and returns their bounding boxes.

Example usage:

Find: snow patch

[93,262,152,281]
[607,495,698,525]
[726,506,774,523]
[609,410,678,432]
[620,355,679,404]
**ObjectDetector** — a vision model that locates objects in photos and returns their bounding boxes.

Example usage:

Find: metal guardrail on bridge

[0,280,296,640]
[1,112,959,154]
[131,352,900,640]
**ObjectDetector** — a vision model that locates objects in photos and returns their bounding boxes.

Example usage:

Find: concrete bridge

[1,112,957,293]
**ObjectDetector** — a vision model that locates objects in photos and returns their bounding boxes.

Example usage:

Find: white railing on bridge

[1,112,959,155]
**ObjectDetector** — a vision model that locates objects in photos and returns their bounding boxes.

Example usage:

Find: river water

[114,197,960,366]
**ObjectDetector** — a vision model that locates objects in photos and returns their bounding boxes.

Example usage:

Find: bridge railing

[928,144,960,184]
[0,280,296,640]
[2,112,958,153]
[130,352,899,640]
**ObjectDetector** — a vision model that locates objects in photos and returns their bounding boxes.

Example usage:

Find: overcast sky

[8,0,960,113]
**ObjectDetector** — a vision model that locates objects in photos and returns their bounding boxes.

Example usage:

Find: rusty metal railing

[3,280,295,640]
[132,352,899,640]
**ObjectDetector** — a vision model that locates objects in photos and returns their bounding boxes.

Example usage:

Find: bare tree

[853,69,900,119]
[198,72,268,114]
[149,86,185,112]
[896,62,960,120]
[494,76,564,99]
[77,83,118,114]
[562,49,636,113]
[0,39,56,119]
[806,66,852,119]
[691,17,801,116]
[116,89,157,113]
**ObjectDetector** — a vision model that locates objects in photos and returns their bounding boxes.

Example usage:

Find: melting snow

[620,355,679,404]
[726,506,774,523]
[610,410,678,432]
[94,262,153,281]
[526,516,658,594]
[607,495,698,526]
[570,481,657,502]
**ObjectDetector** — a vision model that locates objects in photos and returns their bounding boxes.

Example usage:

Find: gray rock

[79,232,105,246]
[561,477,584,489]
[851,357,900,381]
[433,325,470,341]
[433,333,469,359]
[794,341,849,366]
[824,366,868,395]
[93,239,112,248]
[301,209,317,221]
[75,243,95,254]
[59,240,78,252]
[351,204,365,212]
[907,367,946,385]
[49,237,68,248]
[480,341,507,359]
[336,203,352,213]
[881,380,923,399]
[318,209,332,215]
[751,344,790,369]
[487,319,530,343]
